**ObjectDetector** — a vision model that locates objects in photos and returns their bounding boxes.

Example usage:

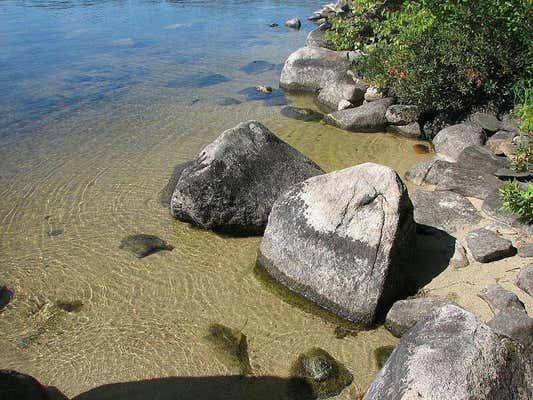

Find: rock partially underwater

[204,323,253,376]
[289,348,353,400]
[258,163,415,325]
[170,121,323,235]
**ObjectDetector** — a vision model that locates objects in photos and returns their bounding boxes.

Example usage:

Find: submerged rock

[0,370,68,400]
[385,297,457,337]
[258,163,415,325]
[280,106,323,122]
[280,47,352,92]
[433,123,486,161]
[119,234,174,258]
[324,98,394,132]
[240,60,277,75]
[216,97,242,106]
[516,263,533,296]
[0,286,13,311]
[463,228,516,263]
[237,86,287,106]
[289,348,353,400]
[364,305,532,400]
[412,190,481,234]
[204,323,253,376]
[170,121,323,235]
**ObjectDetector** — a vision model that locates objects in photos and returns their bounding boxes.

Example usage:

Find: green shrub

[499,180,533,224]
[328,0,532,113]
[511,80,533,172]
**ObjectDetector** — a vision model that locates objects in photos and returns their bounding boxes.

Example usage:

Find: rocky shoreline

[2,1,532,399]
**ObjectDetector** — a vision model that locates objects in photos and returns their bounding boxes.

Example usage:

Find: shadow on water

[73,375,314,400]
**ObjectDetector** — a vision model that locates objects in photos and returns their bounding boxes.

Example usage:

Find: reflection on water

[0,0,431,398]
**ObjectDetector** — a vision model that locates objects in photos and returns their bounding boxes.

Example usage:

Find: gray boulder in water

[280,47,352,92]
[170,121,323,235]
[364,305,533,400]
[258,163,415,325]
[324,98,394,132]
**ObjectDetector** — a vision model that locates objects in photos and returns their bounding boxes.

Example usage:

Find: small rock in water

[241,60,276,75]
[255,85,272,94]
[285,18,301,29]
[334,325,358,339]
[119,234,174,258]
[0,286,13,311]
[46,228,64,237]
[204,323,253,376]
[216,97,242,106]
[269,22,279,27]
[412,144,430,154]
[280,106,323,122]
[374,345,395,369]
[55,299,84,313]
[289,348,353,399]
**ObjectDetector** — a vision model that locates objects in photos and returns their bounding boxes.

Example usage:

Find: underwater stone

[204,323,252,376]
[290,348,353,399]
[159,162,194,208]
[280,106,323,122]
[0,286,13,311]
[119,234,174,258]
[217,97,242,106]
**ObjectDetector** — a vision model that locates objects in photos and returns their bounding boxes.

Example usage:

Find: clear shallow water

[0,1,432,398]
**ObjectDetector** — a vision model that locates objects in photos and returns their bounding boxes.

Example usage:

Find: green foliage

[511,80,533,172]
[327,0,532,113]
[499,180,533,224]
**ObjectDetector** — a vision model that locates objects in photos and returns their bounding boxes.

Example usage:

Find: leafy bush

[327,0,532,113]
[499,180,533,224]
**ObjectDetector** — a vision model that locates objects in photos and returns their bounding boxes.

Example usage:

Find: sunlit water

[0,1,432,398]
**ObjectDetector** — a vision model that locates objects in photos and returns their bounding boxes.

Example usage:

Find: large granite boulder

[433,123,486,161]
[280,47,352,92]
[0,370,68,400]
[385,297,457,337]
[364,305,532,400]
[463,228,516,263]
[170,121,323,235]
[324,98,395,132]
[258,163,415,325]
[412,190,481,234]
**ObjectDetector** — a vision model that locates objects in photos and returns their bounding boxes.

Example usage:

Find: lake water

[0,1,432,398]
